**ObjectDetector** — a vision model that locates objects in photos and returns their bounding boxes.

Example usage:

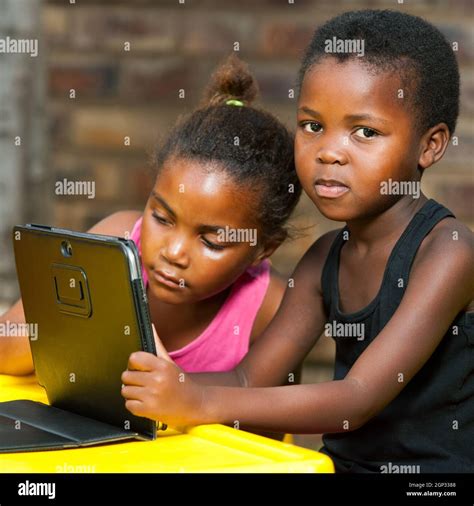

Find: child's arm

[141,232,333,391]
[189,268,295,388]
[0,299,33,375]
[121,230,336,421]
[122,224,473,433]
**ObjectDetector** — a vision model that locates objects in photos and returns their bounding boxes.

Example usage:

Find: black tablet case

[1,224,161,453]
[0,400,143,452]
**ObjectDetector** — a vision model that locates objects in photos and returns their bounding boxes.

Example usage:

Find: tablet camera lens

[61,240,73,257]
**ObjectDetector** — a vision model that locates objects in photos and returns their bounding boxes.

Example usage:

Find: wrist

[198,385,221,425]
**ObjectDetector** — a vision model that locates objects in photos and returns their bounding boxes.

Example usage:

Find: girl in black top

[121,10,474,472]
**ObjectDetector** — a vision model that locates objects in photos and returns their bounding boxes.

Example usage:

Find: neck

[147,284,232,345]
[159,288,230,318]
[345,195,428,252]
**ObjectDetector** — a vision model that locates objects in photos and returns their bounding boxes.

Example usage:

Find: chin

[148,283,188,304]
[318,208,354,222]
[309,197,354,222]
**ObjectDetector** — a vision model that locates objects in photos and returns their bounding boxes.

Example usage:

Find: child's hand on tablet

[121,325,205,427]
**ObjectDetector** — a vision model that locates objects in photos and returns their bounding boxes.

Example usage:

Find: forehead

[153,158,258,226]
[299,57,409,121]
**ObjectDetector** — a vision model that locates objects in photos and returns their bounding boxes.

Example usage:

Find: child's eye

[152,212,170,225]
[302,121,322,134]
[201,237,225,251]
[354,127,379,139]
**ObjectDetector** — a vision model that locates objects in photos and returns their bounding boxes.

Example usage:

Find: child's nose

[161,235,190,267]
[316,136,349,165]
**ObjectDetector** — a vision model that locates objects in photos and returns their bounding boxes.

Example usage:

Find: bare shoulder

[304,228,342,261]
[414,216,473,310]
[249,267,286,344]
[417,217,473,263]
[87,210,142,237]
[298,228,343,292]
[250,228,342,344]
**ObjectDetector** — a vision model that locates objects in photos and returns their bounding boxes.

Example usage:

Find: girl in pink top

[88,55,302,378]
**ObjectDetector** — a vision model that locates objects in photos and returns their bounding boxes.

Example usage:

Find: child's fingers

[124,399,145,417]
[121,385,144,400]
[121,370,149,386]
[128,351,159,371]
[152,324,173,363]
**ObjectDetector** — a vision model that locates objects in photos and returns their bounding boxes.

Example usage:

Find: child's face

[140,157,264,304]
[295,57,423,222]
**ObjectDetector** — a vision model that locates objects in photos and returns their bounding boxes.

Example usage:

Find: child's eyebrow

[345,113,390,126]
[151,191,229,233]
[151,191,176,218]
[298,106,321,118]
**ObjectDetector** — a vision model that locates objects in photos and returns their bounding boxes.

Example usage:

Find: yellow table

[0,374,334,473]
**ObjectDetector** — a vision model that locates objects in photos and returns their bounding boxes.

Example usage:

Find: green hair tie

[225,99,245,107]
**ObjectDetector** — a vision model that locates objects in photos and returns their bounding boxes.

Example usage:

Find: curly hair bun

[201,54,259,107]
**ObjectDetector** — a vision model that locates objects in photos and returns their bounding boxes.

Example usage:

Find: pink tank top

[130,217,271,372]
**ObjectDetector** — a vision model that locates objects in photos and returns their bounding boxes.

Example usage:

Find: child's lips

[314,179,350,198]
[152,269,185,289]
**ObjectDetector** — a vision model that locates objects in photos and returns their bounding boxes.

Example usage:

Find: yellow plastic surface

[0,374,334,473]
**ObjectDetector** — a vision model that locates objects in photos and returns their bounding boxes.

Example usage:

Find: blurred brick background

[0,0,472,450]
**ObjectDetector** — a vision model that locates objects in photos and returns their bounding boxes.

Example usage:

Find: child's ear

[418,122,451,170]
[251,234,285,267]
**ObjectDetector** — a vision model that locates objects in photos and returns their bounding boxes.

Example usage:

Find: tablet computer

[2,223,164,452]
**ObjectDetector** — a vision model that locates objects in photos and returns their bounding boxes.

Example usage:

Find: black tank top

[320,199,474,473]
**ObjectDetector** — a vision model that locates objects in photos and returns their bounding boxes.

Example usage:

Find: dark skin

[122,57,473,433]
[139,158,283,351]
